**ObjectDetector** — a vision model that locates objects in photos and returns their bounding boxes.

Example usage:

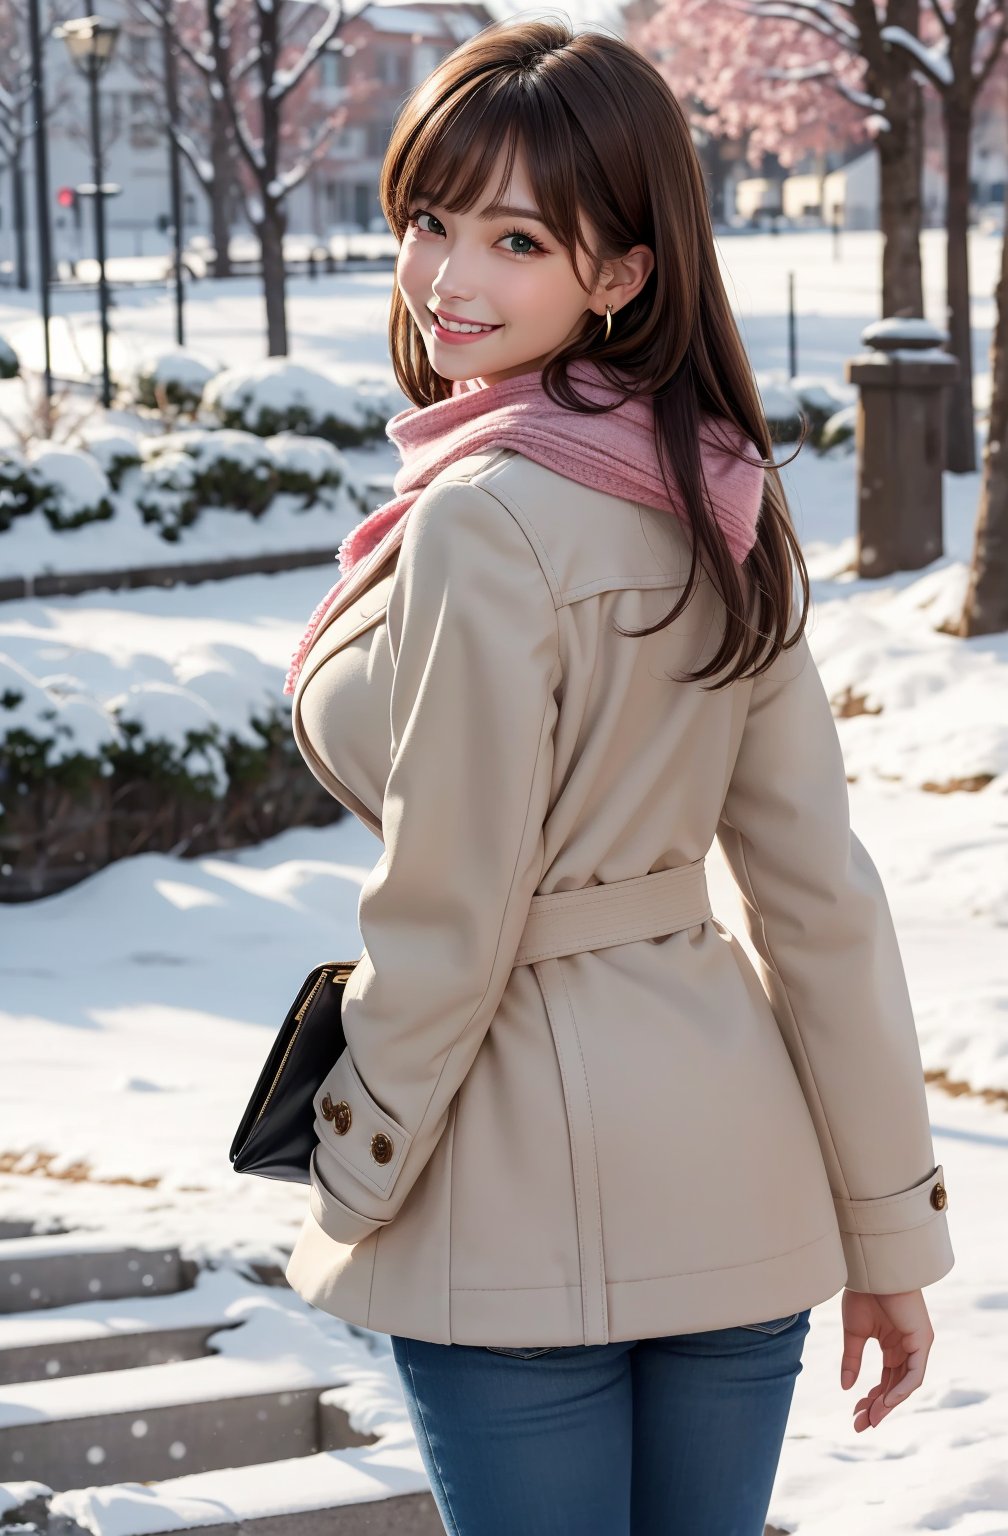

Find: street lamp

[53,15,120,408]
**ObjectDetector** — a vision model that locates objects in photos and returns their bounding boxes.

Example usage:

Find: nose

[430,252,480,306]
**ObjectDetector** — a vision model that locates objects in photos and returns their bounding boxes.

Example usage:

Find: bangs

[389,74,598,295]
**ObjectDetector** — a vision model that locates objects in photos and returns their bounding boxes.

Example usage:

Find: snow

[0,573,299,779]
[201,359,376,433]
[756,373,805,419]
[24,445,112,524]
[73,428,144,479]
[54,1433,430,1535]
[0,227,1005,1532]
[862,315,950,347]
[131,349,222,400]
[0,1484,50,1515]
[880,25,955,88]
[263,432,347,480]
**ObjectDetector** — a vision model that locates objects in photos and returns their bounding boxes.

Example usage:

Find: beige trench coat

[282,444,954,1348]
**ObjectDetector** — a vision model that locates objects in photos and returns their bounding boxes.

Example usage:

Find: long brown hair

[378,17,809,687]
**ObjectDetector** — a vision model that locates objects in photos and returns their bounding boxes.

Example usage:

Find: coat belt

[514,857,712,966]
[513,859,713,1347]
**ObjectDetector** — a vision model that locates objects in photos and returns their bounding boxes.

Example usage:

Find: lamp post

[53,15,120,408]
[27,0,54,405]
[160,1,185,346]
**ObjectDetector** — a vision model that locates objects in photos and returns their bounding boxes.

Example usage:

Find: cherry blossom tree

[634,0,927,316]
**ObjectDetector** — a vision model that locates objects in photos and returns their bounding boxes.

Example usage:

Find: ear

[594,245,654,318]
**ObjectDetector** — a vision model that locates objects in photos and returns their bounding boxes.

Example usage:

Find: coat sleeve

[307,477,561,1245]
[715,629,954,1295]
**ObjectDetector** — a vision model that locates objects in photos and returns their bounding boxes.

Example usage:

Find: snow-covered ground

[1,230,1006,1533]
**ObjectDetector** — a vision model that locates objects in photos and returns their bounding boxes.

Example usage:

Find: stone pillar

[845,318,959,577]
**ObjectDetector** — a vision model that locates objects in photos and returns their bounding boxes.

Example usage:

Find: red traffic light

[57,186,76,208]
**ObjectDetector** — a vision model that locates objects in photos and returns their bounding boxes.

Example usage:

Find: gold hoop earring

[603,304,612,343]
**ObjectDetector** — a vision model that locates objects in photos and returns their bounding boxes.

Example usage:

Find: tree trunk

[258,203,288,356]
[12,148,28,290]
[942,102,977,473]
[959,179,1007,635]
[877,71,925,317]
[209,95,233,278]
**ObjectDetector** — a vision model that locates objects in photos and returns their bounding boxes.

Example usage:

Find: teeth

[436,316,495,333]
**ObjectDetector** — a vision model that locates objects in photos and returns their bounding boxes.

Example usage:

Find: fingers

[852,1343,931,1430]
[883,1341,928,1408]
[840,1340,864,1389]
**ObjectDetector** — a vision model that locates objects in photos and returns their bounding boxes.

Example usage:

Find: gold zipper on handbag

[251,962,358,1127]
[293,968,331,1024]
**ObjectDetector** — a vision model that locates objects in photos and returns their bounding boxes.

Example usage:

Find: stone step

[95,1497,445,1535]
[0,1381,373,1492]
[0,1267,382,1491]
[2,1475,444,1536]
[0,1318,237,1385]
[0,1220,70,1242]
[0,1260,263,1387]
[0,1236,190,1314]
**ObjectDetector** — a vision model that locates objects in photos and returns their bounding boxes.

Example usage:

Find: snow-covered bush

[0,653,118,797]
[755,372,857,449]
[0,450,36,533]
[0,335,19,379]
[202,359,390,446]
[791,376,855,442]
[72,426,143,489]
[0,651,342,891]
[133,427,354,541]
[265,432,348,501]
[755,373,806,442]
[109,682,229,799]
[819,404,857,452]
[135,428,277,541]
[23,445,114,531]
[130,348,222,414]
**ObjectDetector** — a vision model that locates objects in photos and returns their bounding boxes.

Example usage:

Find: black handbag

[229,958,361,1183]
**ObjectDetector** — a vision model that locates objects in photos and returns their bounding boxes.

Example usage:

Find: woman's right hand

[840,1287,935,1431]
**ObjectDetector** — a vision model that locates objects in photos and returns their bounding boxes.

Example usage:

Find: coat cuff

[835,1163,954,1293]
[312,1048,414,1199]
[308,1143,393,1248]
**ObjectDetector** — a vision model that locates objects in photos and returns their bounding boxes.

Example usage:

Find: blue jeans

[390,1308,812,1536]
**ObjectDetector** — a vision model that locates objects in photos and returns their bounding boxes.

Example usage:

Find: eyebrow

[413,192,546,224]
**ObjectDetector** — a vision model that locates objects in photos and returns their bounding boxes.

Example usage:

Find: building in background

[288,1,492,238]
[6,0,491,273]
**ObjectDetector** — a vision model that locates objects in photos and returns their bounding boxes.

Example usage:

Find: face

[396,143,654,388]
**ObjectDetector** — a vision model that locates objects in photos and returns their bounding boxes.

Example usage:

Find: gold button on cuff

[321,1095,351,1135]
[930,1181,947,1211]
[370,1132,394,1165]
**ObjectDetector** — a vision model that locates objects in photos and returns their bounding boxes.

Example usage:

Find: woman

[281,18,954,1535]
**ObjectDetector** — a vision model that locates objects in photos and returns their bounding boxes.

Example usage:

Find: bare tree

[169,0,372,355]
[739,0,929,318]
[0,0,75,289]
[125,0,249,277]
[960,175,1008,634]
[873,1,1008,473]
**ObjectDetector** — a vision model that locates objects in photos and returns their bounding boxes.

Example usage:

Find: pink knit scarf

[283,358,765,695]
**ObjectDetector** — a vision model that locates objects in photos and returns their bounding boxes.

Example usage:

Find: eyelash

[405,208,546,260]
